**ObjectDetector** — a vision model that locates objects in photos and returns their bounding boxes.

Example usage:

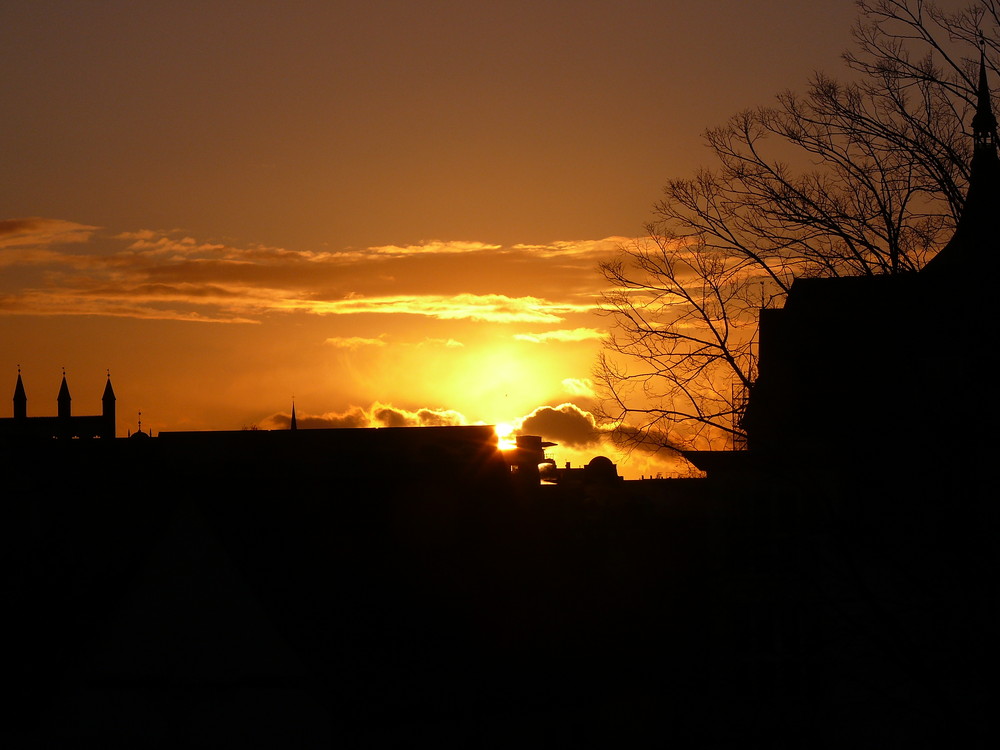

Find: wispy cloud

[0,289,258,323]
[293,294,594,324]
[514,327,605,344]
[0,217,99,250]
[511,237,630,258]
[562,377,597,398]
[324,335,388,349]
[366,240,502,256]
[0,221,613,323]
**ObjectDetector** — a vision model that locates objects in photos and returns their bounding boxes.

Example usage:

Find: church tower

[102,372,116,438]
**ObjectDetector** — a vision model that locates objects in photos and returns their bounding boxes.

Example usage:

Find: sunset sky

[1,0,861,477]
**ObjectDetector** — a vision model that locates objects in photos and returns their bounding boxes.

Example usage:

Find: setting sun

[493,421,518,451]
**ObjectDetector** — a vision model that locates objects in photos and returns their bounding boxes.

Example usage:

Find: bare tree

[598,0,993,451]
[597,234,761,452]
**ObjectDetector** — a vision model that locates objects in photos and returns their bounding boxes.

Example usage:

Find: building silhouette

[667,46,1000,745]
[686,44,999,491]
[0,369,116,440]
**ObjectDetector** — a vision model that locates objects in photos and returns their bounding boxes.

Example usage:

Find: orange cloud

[291,294,594,323]
[0,217,99,249]
[561,377,596,398]
[367,240,502,255]
[324,335,387,349]
[514,327,605,343]
[418,338,464,347]
[0,221,614,324]
[510,236,631,258]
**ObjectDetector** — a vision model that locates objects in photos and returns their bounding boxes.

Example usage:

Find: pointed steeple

[102,370,116,437]
[924,37,1000,275]
[290,400,298,431]
[102,370,116,404]
[57,369,71,419]
[973,35,998,154]
[13,366,27,420]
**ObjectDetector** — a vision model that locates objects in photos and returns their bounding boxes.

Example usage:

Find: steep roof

[923,44,1000,275]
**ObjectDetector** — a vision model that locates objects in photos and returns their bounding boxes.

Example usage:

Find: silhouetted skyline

[2,4,994,744]
[0,1,862,479]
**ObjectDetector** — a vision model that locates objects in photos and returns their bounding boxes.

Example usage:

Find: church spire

[102,370,116,437]
[290,400,297,431]
[57,369,71,419]
[973,35,998,154]
[13,366,26,420]
[102,369,116,404]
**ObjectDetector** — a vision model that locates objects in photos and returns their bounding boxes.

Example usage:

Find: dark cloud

[0,217,99,250]
[515,403,600,448]
[263,406,368,430]
[372,406,410,427]
[372,405,465,427]
[0,218,43,236]
[261,403,467,431]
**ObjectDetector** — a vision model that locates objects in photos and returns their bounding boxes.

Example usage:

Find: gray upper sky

[1,1,861,251]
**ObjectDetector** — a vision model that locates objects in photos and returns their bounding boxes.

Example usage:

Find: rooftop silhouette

[0,369,116,440]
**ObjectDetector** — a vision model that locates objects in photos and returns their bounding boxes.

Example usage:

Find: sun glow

[494,421,518,451]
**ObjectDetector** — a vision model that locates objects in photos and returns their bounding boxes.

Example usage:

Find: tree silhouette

[597,0,995,451]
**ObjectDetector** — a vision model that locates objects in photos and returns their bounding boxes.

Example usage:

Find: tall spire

[57,369,71,419]
[102,369,116,404]
[13,366,27,420]
[290,400,298,431]
[102,369,116,437]
[973,34,998,154]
